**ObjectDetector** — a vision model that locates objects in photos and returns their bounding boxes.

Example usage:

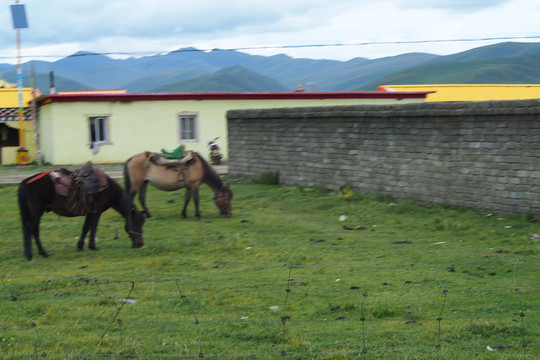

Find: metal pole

[17,27,24,149]
[30,62,41,165]
[11,0,29,165]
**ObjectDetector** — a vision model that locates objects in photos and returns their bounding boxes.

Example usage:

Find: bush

[255,171,279,185]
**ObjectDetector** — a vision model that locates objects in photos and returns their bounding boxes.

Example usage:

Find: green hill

[122,69,209,92]
[430,41,540,63]
[360,52,540,90]
[318,53,438,90]
[150,66,288,92]
[2,69,93,94]
[4,41,540,92]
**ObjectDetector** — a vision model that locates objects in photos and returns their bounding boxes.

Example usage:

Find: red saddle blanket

[49,164,109,216]
[49,166,108,197]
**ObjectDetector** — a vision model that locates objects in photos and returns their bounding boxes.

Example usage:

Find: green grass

[0,179,538,359]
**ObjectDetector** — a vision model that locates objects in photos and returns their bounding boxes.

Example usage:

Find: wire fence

[1,258,539,359]
[4,35,540,61]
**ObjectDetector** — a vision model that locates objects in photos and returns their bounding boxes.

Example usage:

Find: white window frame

[88,115,111,146]
[178,112,198,142]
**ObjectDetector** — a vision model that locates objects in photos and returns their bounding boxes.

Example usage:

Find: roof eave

[37,91,432,106]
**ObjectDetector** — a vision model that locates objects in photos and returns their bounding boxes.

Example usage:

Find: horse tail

[17,178,33,258]
[124,157,133,195]
[124,152,150,196]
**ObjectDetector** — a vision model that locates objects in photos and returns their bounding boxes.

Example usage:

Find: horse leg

[192,188,202,220]
[138,180,153,219]
[23,213,47,260]
[23,218,38,260]
[33,218,49,258]
[181,188,192,218]
[77,215,92,251]
[87,213,102,250]
[23,221,33,260]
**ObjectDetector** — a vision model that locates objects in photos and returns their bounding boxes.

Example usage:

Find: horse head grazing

[213,184,233,217]
[125,207,145,248]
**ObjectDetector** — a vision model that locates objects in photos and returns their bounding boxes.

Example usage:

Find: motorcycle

[208,137,223,165]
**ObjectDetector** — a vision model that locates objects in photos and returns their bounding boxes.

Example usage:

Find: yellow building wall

[0,88,37,164]
[0,88,35,107]
[39,96,424,165]
[379,84,540,102]
[0,122,35,164]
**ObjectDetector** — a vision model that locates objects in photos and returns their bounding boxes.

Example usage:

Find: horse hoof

[89,246,98,251]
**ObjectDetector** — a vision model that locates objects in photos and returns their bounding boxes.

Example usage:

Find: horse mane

[117,184,136,212]
[105,174,139,215]
[107,174,125,198]
[195,152,225,190]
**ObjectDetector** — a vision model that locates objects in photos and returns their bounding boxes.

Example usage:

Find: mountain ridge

[149,66,289,92]
[2,41,540,94]
[360,51,540,90]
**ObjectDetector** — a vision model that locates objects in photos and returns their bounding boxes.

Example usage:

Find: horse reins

[213,185,227,200]
[126,207,144,238]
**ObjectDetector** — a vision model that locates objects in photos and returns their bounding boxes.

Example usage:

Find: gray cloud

[396,0,512,12]
[0,0,538,63]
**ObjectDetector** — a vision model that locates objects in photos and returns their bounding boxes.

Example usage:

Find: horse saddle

[50,162,108,197]
[48,162,109,216]
[148,150,194,170]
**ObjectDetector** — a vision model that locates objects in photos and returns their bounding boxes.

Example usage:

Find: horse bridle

[127,207,144,238]
[213,185,228,200]
[213,192,227,200]
[128,228,144,238]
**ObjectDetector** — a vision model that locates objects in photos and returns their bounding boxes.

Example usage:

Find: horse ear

[131,208,145,223]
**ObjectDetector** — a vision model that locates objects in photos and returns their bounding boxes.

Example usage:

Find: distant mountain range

[2,41,540,94]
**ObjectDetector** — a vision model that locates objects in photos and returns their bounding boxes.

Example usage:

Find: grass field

[0,176,539,359]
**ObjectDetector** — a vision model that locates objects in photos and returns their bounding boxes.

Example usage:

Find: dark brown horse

[18,169,145,260]
[124,151,232,219]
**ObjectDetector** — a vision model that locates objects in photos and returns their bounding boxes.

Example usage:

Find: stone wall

[227,100,540,216]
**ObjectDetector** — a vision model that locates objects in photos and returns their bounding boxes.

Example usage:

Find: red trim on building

[37,91,433,105]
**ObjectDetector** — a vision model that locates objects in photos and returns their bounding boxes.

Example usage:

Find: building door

[0,123,20,164]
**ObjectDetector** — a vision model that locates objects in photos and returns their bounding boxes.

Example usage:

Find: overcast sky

[1,0,539,64]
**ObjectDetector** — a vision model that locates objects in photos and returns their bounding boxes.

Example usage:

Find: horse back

[20,170,117,218]
[18,173,55,217]
[146,160,194,191]
[126,151,202,191]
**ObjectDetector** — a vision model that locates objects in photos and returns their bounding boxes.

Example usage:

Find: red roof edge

[36,91,433,106]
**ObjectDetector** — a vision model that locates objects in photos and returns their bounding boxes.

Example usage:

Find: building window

[89,116,109,144]
[179,114,197,141]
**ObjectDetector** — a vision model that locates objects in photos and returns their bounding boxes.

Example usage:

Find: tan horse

[124,151,232,219]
